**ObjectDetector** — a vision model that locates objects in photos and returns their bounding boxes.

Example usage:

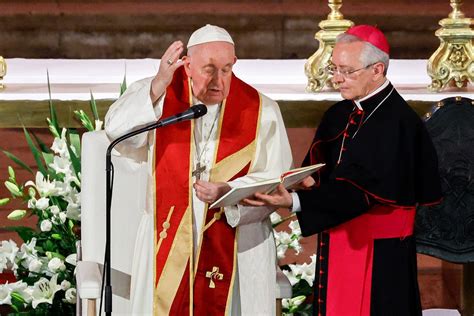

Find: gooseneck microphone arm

[102,104,207,316]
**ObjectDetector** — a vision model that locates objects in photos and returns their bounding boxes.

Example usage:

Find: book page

[209,163,325,209]
[280,163,325,189]
[210,178,280,209]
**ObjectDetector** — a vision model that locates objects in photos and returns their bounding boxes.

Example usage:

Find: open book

[209,163,325,209]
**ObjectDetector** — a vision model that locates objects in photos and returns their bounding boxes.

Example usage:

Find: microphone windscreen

[191,104,207,119]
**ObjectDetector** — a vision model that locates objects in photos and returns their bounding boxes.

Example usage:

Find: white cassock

[105,76,293,315]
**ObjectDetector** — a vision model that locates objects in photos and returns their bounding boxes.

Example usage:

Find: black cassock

[296,82,442,316]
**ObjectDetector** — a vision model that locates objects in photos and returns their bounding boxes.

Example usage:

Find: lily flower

[25,172,58,198]
[31,274,60,308]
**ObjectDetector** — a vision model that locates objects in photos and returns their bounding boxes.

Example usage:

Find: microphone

[102,103,207,315]
[157,104,207,127]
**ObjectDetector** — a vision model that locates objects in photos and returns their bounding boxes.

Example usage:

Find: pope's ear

[182,56,192,76]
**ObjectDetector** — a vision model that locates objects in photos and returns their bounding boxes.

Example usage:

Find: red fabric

[326,205,415,316]
[346,25,390,55]
[192,74,260,315]
[155,67,261,315]
[0,272,16,284]
[155,67,192,286]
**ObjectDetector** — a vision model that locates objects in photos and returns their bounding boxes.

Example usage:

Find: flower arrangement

[271,212,316,316]
[0,77,109,314]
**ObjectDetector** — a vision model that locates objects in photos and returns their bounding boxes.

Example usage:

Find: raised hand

[150,40,185,103]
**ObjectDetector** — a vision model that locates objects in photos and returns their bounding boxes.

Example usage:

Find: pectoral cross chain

[192,162,206,180]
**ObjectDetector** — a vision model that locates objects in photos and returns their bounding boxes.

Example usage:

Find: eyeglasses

[326,63,375,79]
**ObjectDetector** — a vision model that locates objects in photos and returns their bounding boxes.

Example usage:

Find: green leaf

[74,110,94,131]
[68,129,81,160]
[66,133,81,176]
[51,233,62,240]
[47,118,60,138]
[2,150,33,174]
[23,126,48,176]
[44,240,56,252]
[42,152,54,168]
[0,197,10,206]
[120,73,127,96]
[46,251,65,260]
[32,131,52,154]
[4,226,36,242]
[47,71,61,137]
[90,90,99,121]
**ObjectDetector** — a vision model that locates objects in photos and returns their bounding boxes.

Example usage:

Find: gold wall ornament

[427,0,473,91]
[0,56,6,90]
[305,0,353,92]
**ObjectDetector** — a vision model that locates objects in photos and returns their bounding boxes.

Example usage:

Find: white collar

[354,79,390,111]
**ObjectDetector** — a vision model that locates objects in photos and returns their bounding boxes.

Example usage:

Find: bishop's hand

[150,40,184,103]
[193,180,231,204]
[241,184,293,209]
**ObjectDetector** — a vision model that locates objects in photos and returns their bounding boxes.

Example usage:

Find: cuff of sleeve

[223,205,241,228]
[291,192,301,213]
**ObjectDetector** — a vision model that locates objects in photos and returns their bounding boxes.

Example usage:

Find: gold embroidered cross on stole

[205,266,224,288]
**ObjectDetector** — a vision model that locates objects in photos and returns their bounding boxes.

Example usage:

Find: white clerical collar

[354,79,390,111]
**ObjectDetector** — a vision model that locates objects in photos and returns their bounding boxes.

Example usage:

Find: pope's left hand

[193,180,231,204]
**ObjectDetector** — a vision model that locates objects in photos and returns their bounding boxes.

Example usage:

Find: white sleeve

[105,77,165,148]
[224,94,293,227]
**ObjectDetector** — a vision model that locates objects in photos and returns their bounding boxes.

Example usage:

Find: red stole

[153,67,261,315]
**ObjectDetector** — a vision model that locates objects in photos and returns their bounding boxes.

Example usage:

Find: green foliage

[0,74,109,313]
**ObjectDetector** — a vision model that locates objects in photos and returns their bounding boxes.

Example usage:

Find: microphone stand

[103,104,206,315]
[104,120,162,315]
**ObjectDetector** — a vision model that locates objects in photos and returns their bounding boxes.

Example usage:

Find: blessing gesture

[150,40,184,103]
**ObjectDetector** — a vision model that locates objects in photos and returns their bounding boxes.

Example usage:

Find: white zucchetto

[187,24,234,48]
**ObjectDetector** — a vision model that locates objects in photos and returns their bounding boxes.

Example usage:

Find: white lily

[48,258,65,273]
[28,258,43,273]
[31,274,61,308]
[18,238,38,269]
[288,220,302,236]
[0,240,19,263]
[60,280,71,291]
[0,257,8,274]
[49,156,72,176]
[51,130,69,158]
[10,280,32,304]
[40,220,52,232]
[0,284,12,305]
[270,212,282,225]
[66,203,81,221]
[25,172,58,197]
[277,244,289,259]
[50,205,60,216]
[282,268,299,286]
[35,197,50,211]
[65,253,77,266]
[64,288,76,304]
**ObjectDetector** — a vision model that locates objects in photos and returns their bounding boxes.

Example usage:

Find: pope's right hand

[150,40,184,103]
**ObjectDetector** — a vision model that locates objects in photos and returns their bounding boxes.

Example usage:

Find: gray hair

[335,33,389,75]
